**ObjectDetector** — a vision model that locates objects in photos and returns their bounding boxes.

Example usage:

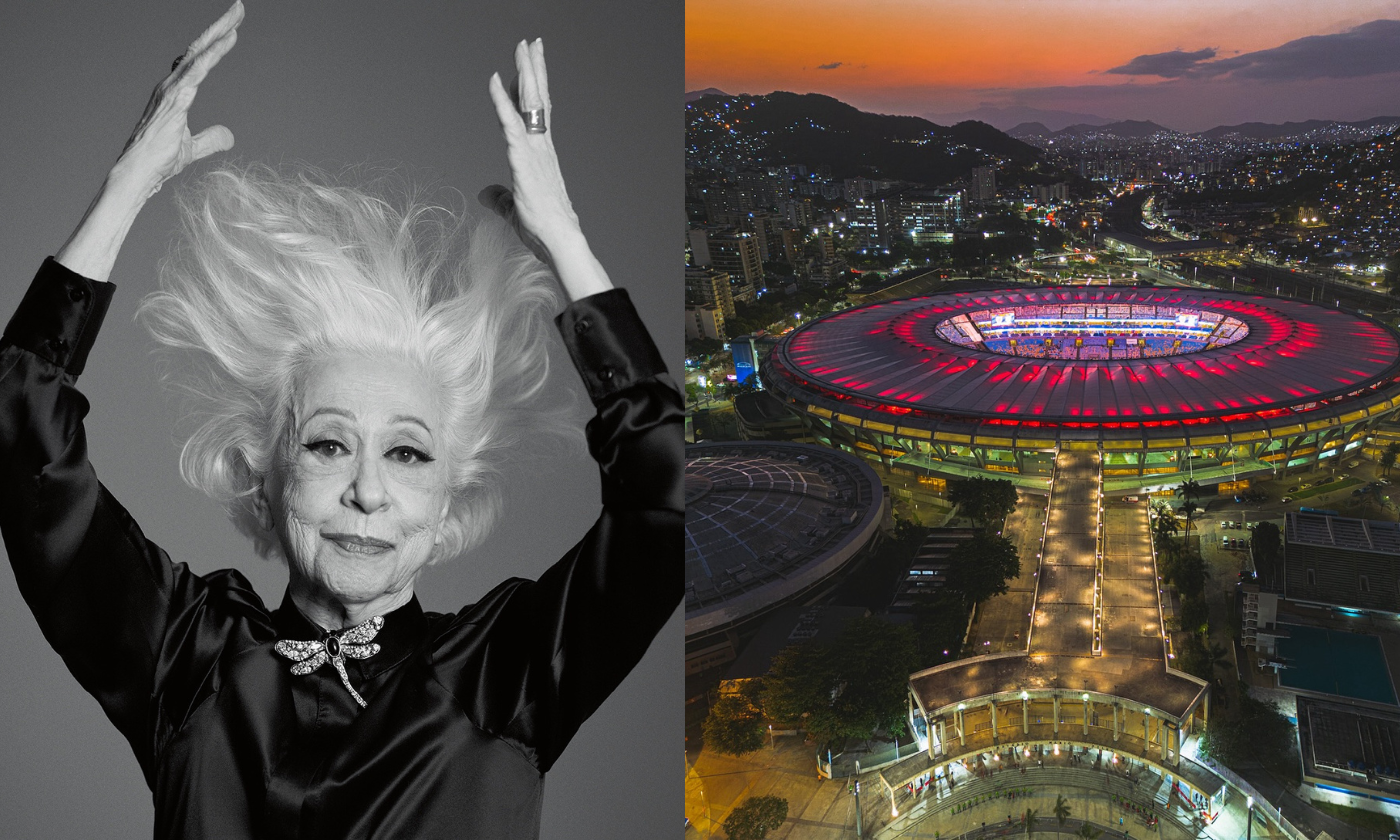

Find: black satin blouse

[0,258,682,839]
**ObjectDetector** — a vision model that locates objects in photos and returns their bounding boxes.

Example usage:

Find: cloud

[1201,19,1400,80]
[1106,48,1216,78]
[1105,19,1400,82]
[816,61,843,70]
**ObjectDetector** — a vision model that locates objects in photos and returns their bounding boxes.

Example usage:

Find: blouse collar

[272,590,428,680]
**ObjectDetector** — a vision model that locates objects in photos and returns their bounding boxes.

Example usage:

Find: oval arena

[763,286,1400,493]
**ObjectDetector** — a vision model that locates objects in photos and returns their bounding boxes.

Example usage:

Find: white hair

[140,163,574,562]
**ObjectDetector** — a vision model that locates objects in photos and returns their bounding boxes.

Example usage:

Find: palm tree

[1053,794,1071,826]
[1382,442,1399,477]
[1077,824,1102,840]
[1180,499,1199,540]
[1152,505,1180,557]
[1209,642,1231,672]
[1176,478,1202,505]
[1024,807,1039,838]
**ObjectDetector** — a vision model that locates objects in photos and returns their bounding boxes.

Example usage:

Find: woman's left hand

[483,39,612,301]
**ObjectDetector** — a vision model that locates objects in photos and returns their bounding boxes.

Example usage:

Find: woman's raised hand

[113,1,244,196]
[483,39,612,301]
[56,1,243,283]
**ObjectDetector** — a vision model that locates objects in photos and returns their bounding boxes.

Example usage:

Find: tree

[948,477,1019,530]
[686,336,726,360]
[1053,794,1071,826]
[1382,442,1400,477]
[1169,552,1210,598]
[761,617,919,747]
[828,616,921,742]
[761,641,835,731]
[1178,594,1210,636]
[1199,688,1295,769]
[947,532,1022,608]
[1178,633,1229,679]
[1176,480,1203,539]
[1152,505,1180,558]
[1077,824,1102,840]
[912,591,972,666]
[1179,499,1199,539]
[702,693,766,757]
[1384,250,1400,296]
[1023,807,1039,838]
[1251,521,1281,568]
[723,795,788,840]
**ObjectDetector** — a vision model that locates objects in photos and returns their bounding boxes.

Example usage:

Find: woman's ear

[252,483,275,533]
[434,495,451,547]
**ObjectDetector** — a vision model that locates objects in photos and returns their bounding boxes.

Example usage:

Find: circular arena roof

[685,442,885,640]
[766,287,1400,439]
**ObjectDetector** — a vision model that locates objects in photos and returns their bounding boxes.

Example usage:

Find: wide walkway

[966,495,1046,654]
[1032,449,1098,655]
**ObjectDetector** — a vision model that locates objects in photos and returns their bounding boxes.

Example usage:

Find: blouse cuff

[3,258,115,376]
[554,288,668,404]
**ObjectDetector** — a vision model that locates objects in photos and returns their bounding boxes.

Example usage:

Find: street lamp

[1246,796,1254,840]
[853,760,863,839]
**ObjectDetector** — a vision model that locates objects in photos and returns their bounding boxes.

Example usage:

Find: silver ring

[171,54,185,72]
[523,109,547,134]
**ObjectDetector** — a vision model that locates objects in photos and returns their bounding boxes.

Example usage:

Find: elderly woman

[0,3,679,837]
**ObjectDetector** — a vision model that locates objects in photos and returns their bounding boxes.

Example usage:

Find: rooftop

[1298,695,1400,799]
[766,286,1400,436]
[685,442,885,639]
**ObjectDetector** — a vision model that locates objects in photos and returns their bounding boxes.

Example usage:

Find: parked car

[1281,496,1293,503]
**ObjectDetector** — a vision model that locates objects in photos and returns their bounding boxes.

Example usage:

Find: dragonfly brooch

[274,615,384,708]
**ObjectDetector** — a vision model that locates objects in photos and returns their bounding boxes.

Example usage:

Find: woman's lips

[322,533,394,554]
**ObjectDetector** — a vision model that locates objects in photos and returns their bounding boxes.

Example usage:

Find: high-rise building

[685,305,726,341]
[843,176,876,202]
[1030,182,1070,204]
[970,166,997,203]
[684,266,736,318]
[900,190,964,244]
[705,232,763,291]
[847,199,881,249]
[740,211,787,263]
[781,197,816,229]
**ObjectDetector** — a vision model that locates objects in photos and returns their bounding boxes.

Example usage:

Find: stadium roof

[766,287,1400,436]
[684,442,885,639]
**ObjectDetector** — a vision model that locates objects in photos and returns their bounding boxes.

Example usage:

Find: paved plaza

[685,733,1285,840]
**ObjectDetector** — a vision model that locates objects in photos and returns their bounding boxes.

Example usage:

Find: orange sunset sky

[687,0,1400,131]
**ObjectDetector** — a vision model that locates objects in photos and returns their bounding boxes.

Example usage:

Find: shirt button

[574,317,592,335]
[68,286,88,302]
[597,366,614,381]
[49,337,69,354]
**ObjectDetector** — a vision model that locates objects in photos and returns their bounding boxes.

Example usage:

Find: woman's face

[263,351,451,617]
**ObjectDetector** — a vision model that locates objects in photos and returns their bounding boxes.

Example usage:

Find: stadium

[683,441,887,678]
[762,286,1400,495]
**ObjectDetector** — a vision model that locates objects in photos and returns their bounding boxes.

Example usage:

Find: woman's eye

[387,446,434,464]
[304,439,348,457]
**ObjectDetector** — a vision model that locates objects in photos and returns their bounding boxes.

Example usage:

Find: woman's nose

[342,452,389,513]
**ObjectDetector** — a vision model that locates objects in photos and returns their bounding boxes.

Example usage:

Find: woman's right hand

[110,0,243,198]
[56,1,243,282]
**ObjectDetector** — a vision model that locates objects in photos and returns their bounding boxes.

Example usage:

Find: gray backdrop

[0,1,680,836]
